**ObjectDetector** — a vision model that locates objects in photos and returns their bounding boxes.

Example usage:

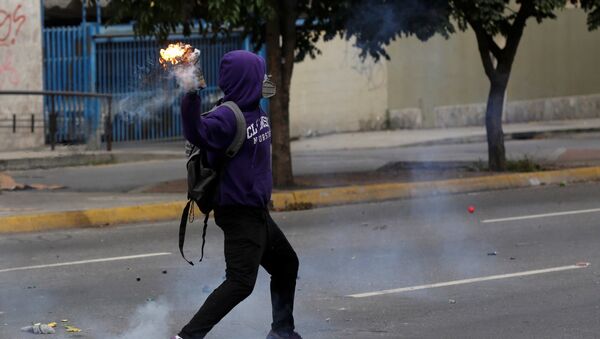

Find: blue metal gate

[95,31,246,142]
[43,24,100,143]
[43,23,247,143]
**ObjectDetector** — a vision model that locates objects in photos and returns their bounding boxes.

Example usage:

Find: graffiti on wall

[0,3,26,46]
[0,50,19,89]
[0,3,26,88]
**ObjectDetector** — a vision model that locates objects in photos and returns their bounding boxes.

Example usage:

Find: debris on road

[559,181,567,187]
[467,205,475,214]
[61,319,68,322]
[487,251,497,256]
[162,270,168,274]
[65,325,82,333]
[21,323,56,334]
[136,277,141,282]
[0,173,19,190]
[448,299,456,304]
[576,262,590,267]
[0,172,65,191]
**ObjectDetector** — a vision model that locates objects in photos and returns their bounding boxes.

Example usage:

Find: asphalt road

[2,182,600,338]
[7,133,600,192]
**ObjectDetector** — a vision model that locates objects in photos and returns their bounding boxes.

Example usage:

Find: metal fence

[43,23,248,144]
[0,114,37,134]
[0,90,113,151]
[43,24,101,144]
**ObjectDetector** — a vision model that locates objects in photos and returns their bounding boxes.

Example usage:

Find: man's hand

[185,48,206,90]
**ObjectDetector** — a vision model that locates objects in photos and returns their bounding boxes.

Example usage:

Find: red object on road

[467,206,475,214]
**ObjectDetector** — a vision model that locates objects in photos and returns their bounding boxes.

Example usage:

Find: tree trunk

[485,77,508,171]
[265,0,295,188]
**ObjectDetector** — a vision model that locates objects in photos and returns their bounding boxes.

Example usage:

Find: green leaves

[103,0,600,63]
[342,0,454,61]
[581,0,600,30]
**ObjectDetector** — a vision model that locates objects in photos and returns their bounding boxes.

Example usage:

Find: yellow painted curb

[0,201,187,233]
[274,166,600,208]
[2,166,600,233]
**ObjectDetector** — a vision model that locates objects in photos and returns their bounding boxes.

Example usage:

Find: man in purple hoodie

[173,50,301,339]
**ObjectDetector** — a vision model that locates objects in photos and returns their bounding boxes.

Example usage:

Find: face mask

[262,74,276,98]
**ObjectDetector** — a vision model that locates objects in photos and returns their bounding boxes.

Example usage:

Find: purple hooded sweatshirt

[181,50,272,208]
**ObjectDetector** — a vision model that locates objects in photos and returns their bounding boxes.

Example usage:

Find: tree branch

[503,0,534,64]
[473,29,496,81]
[465,17,503,59]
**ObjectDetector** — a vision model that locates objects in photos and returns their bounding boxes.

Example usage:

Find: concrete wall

[386,8,600,128]
[0,0,44,150]
[288,37,388,138]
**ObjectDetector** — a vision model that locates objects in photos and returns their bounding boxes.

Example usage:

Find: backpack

[178,101,246,265]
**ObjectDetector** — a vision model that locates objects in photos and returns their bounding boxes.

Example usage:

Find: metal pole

[96,0,102,26]
[106,99,112,151]
[12,114,16,133]
[31,114,35,133]
[50,95,56,151]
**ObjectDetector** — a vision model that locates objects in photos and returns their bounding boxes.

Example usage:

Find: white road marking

[482,207,600,224]
[0,252,171,274]
[347,263,590,298]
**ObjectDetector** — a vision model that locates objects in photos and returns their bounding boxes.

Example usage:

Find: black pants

[179,206,299,339]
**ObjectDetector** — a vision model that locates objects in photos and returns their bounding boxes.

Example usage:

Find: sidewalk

[2,118,600,171]
[291,118,600,152]
[0,144,180,171]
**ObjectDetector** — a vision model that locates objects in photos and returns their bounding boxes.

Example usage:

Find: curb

[0,152,180,171]
[283,166,600,207]
[402,127,600,148]
[0,201,186,233]
[2,166,600,233]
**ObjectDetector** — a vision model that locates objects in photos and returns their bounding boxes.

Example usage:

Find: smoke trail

[113,299,172,339]
[171,64,203,93]
[117,61,203,120]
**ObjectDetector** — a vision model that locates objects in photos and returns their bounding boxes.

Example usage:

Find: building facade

[0,1,45,149]
[289,8,600,137]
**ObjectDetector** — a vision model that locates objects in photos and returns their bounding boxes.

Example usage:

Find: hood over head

[218,50,265,110]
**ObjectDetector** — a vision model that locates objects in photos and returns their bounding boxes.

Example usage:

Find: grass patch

[468,156,545,173]
[505,156,543,172]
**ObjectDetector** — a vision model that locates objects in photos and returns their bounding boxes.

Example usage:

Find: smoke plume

[113,299,171,339]
[117,62,202,119]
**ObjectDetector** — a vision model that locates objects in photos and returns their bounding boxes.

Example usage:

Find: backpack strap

[178,200,195,266]
[178,200,210,266]
[220,101,246,158]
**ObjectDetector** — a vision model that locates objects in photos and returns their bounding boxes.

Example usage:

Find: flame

[159,42,193,67]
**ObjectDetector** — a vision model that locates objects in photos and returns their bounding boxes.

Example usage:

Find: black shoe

[266,329,303,339]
